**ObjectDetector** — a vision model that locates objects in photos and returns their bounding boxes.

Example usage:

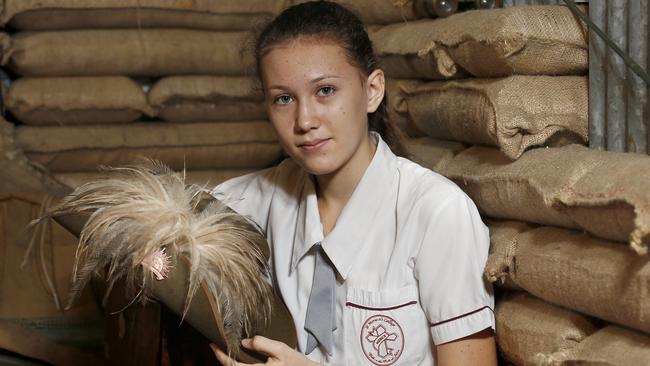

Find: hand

[211,336,320,366]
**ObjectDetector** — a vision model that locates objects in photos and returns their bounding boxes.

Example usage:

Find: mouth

[298,138,330,151]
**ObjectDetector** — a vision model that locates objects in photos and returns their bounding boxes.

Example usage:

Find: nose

[295,99,319,132]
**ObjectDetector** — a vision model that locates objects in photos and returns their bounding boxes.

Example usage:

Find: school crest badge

[360,315,404,365]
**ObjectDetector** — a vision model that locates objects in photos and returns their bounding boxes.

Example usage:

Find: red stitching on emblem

[430,306,494,327]
[345,300,417,311]
[360,314,404,366]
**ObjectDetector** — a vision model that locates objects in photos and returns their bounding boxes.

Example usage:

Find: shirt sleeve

[210,166,278,232]
[414,190,495,345]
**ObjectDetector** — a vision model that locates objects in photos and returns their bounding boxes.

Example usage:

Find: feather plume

[43,160,272,354]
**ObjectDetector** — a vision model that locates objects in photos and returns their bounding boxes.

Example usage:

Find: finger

[241,336,285,358]
[210,343,240,366]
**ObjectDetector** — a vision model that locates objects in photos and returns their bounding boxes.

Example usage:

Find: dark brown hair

[253,0,407,156]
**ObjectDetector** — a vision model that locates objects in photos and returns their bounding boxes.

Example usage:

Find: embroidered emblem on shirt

[360,315,404,365]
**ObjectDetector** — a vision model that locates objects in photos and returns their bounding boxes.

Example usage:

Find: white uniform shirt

[211,134,495,365]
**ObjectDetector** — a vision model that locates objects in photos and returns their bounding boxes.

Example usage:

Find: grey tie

[304,243,337,355]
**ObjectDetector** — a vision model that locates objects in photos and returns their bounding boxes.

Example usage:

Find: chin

[292,155,340,177]
[301,162,338,177]
[305,166,337,177]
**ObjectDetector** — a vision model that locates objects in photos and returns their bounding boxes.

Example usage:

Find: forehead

[260,38,362,85]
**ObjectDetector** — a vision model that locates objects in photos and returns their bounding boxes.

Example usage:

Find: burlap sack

[563,326,650,365]
[5,76,153,125]
[370,22,460,80]
[495,292,598,366]
[484,221,530,287]
[0,194,103,353]
[328,0,423,24]
[0,0,287,30]
[26,145,283,173]
[405,76,588,159]
[15,122,283,172]
[405,137,467,172]
[557,152,650,255]
[441,145,650,253]
[440,146,582,229]
[506,226,650,335]
[54,169,254,188]
[0,118,71,195]
[148,76,266,122]
[0,30,250,77]
[1,0,424,30]
[385,79,425,137]
[369,6,587,79]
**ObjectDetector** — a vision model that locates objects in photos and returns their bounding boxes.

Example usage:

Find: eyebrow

[267,75,342,91]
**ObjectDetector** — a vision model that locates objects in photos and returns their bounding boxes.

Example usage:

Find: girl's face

[260,38,385,179]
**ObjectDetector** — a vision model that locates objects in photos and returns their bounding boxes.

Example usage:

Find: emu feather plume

[45,161,272,355]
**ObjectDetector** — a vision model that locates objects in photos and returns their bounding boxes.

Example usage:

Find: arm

[436,328,497,366]
[413,190,496,361]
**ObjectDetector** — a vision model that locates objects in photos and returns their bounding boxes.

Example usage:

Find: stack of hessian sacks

[375,5,650,365]
[0,3,285,188]
[0,0,432,188]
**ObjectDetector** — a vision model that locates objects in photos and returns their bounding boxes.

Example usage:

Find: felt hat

[50,165,296,363]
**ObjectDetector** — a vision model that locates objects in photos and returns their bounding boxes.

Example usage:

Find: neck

[315,135,377,234]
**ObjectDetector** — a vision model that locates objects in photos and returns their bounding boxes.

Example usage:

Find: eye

[273,95,293,105]
[317,86,336,97]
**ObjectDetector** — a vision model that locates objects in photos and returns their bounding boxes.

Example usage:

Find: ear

[366,69,385,113]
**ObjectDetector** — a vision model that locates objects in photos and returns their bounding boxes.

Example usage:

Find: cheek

[339,98,369,132]
[338,87,369,118]
[269,116,294,146]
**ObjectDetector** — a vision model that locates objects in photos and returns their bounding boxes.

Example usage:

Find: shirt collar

[290,133,399,279]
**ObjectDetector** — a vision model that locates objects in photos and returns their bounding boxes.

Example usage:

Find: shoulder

[209,159,304,230]
[211,158,302,199]
[396,157,473,218]
[395,158,489,262]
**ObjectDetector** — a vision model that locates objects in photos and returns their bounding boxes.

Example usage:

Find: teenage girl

[211,1,497,365]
